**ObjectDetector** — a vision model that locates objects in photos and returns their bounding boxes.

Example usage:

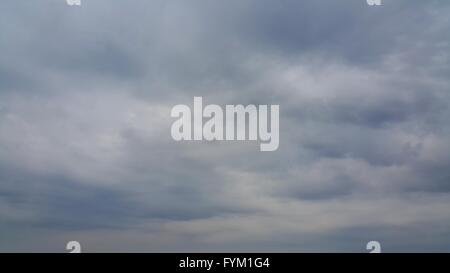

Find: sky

[0,0,450,252]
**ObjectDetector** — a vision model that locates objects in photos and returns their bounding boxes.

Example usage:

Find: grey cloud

[0,0,450,252]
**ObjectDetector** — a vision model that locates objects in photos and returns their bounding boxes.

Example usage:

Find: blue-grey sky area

[1,0,450,252]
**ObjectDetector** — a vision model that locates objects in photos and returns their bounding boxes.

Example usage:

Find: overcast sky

[1,0,450,252]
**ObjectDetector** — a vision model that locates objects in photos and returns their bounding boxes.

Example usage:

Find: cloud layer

[0,0,450,252]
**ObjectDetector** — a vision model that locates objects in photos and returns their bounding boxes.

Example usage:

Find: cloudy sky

[1,0,450,252]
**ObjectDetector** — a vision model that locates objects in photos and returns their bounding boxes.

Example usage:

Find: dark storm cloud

[0,0,450,252]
